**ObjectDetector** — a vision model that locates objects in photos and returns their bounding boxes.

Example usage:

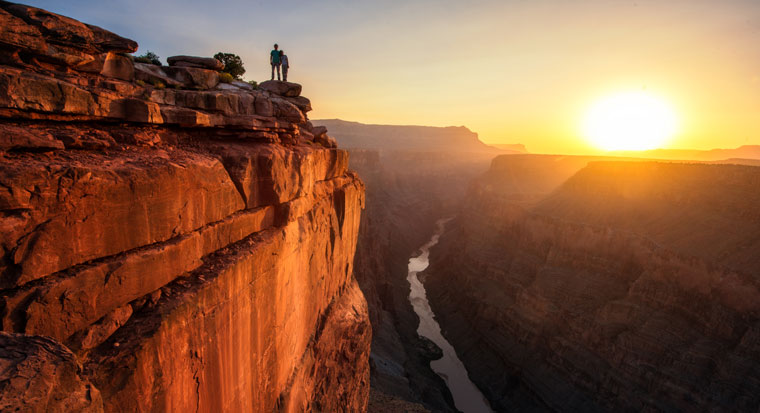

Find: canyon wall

[0,3,369,412]
[425,155,760,411]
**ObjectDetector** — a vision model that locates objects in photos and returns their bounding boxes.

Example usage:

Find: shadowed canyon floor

[407,218,493,413]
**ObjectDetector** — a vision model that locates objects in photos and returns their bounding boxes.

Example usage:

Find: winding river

[407,218,493,413]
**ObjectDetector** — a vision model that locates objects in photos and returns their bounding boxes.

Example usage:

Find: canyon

[315,119,505,412]
[2,3,759,413]
[424,155,760,411]
[0,3,368,411]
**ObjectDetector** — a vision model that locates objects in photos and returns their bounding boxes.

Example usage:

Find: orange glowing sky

[29,0,760,154]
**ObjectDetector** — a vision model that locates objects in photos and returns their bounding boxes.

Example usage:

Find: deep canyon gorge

[2,3,760,413]
[316,119,502,412]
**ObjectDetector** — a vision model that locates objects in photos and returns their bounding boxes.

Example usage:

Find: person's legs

[283,67,288,81]
[276,63,281,80]
[271,64,275,80]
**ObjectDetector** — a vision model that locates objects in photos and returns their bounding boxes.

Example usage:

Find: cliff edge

[0,2,369,411]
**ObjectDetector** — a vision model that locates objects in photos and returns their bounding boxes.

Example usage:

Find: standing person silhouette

[280,50,289,82]
[270,43,281,81]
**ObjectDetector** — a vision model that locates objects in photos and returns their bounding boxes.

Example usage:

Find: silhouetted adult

[280,51,289,82]
[270,43,281,81]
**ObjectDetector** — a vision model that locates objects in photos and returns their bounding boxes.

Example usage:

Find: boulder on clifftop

[259,80,302,97]
[133,62,182,87]
[167,55,224,71]
[163,66,220,89]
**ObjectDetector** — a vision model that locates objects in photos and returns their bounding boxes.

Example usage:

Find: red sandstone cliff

[0,2,369,411]
[425,155,760,412]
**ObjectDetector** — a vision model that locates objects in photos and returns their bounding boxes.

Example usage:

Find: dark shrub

[134,51,161,66]
[214,52,245,79]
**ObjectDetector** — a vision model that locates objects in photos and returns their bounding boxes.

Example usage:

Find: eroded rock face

[0,3,369,412]
[0,332,103,412]
[424,155,760,412]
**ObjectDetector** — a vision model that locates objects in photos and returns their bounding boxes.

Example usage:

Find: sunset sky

[27,0,760,154]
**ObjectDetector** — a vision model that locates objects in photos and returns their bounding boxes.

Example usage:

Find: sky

[26,0,760,154]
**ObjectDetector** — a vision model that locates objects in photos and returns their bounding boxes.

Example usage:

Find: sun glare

[583,91,678,151]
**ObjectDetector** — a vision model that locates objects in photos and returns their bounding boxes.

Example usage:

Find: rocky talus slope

[0,2,369,412]
[425,155,760,411]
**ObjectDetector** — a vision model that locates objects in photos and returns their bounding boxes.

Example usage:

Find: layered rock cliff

[425,155,760,411]
[0,3,369,411]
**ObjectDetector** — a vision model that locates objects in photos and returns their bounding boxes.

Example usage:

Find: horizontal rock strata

[0,2,368,412]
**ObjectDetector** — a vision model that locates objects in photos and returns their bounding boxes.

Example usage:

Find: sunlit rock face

[425,155,760,412]
[0,2,369,411]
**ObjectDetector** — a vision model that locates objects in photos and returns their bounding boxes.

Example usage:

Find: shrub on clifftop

[219,72,233,83]
[134,51,161,65]
[213,52,245,79]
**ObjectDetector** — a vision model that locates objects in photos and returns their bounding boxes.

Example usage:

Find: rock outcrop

[259,80,303,97]
[166,55,224,71]
[613,144,760,162]
[424,155,760,411]
[0,2,369,412]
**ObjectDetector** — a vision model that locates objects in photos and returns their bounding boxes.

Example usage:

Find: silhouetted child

[280,51,289,82]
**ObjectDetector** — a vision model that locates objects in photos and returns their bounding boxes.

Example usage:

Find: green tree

[134,51,161,66]
[214,52,246,80]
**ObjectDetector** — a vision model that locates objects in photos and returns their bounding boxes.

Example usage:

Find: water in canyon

[407,219,493,413]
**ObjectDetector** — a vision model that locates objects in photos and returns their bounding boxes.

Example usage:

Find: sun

[583,91,678,151]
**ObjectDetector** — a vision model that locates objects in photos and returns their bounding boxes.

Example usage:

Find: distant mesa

[489,143,528,153]
[614,145,760,161]
[313,118,524,154]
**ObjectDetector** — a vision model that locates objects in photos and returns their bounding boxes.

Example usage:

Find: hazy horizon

[312,118,758,156]
[24,0,760,154]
